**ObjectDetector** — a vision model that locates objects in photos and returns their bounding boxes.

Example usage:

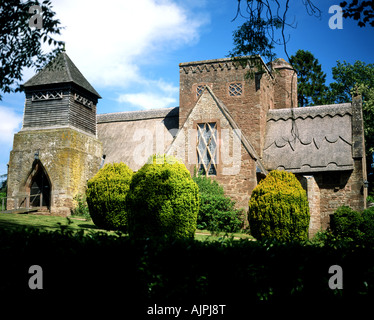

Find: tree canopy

[231,1,374,62]
[0,0,64,100]
[328,60,374,155]
[289,50,327,107]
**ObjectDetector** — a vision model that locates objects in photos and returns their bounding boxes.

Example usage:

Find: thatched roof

[97,107,178,171]
[23,52,101,98]
[263,103,354,173]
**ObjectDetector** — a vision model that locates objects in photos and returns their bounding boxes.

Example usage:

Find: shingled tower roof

[23,51,101,98]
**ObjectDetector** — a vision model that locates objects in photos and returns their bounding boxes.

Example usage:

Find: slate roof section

[263,103,354,173]
[23,52,101,98]
[97,107,179,171]
[97,107,179,123]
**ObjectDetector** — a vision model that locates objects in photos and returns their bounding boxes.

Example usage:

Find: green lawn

[0,212,254,241]
[0,212,105,233]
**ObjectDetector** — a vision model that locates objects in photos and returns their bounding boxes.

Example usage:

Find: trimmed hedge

[329,205,374,243]
[248,170,310,241]
[330,206,363,240]
[126,155,200,239]
[1,226,373,315]
[86,162,133,231]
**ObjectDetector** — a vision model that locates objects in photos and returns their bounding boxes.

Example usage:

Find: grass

[0,212,255,241]
[0,212,108,234]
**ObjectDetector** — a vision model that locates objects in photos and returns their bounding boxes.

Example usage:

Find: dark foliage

[0,0,64,99]
[193,176,243,233]
[341,0,374,27]
[0,226,373,316]
[230,0,321,62]
[329,205,374,243]
[289,50,328,107]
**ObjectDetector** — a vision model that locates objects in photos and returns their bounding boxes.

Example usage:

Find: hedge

[0,226,373,316]
[192,175,243,233]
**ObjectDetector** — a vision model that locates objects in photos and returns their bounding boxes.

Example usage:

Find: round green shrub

[330,205,363,241]
[126,155,200,239]
[248,170,310,241]
[86,162,133,231]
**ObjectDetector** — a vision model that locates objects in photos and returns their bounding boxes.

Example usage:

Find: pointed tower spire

[22,51,100,136]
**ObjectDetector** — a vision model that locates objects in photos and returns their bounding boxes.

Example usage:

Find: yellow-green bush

[86,162,133,231]
[126,155,200,239]
[248,170,310,241]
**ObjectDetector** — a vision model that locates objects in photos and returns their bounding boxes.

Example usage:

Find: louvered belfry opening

[197,122,218,176]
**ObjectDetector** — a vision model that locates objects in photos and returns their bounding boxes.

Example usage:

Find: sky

[0,0,374,178]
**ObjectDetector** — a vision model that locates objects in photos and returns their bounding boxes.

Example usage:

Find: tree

[340,0,374,27]
[0,0,64,100]
[289,50,328,107]
[327,60,374,156]
[230,1,373,62]
[230,1,320,62]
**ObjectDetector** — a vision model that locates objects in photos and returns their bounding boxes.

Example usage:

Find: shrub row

[86,155,200,239]
[1,227,373,315]
[328,205,374,243]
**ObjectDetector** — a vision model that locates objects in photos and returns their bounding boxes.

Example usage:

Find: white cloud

[116,78,179,109]
[117,93,176,109]
[47,0,207,89]
[0,106,22,144]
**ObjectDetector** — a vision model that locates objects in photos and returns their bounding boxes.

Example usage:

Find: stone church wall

[7,128,102,216]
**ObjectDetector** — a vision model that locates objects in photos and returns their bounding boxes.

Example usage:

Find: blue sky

[1,0,373,178]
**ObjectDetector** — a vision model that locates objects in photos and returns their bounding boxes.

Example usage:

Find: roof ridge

[97,107,179,123]
[267,103,352,121]
[63,52,73,81]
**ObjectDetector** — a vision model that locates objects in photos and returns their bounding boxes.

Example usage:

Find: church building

[6,52,367,236]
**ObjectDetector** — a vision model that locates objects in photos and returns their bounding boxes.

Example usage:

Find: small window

[197,122,218,176]
[228,83,242,96]
[196,85,206,98]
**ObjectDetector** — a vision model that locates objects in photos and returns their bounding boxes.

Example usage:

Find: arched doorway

[26,160,51,209]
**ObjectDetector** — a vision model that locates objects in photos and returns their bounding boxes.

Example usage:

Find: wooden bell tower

[7,52,103,216]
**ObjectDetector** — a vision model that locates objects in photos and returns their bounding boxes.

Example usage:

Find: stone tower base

[7,127,102,216]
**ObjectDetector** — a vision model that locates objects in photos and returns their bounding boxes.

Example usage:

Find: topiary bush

[330,205,363,241]
[361,207,374,242]
[193,175,243,233]
[86,162,133,231]
[248,170,310,241]
[126,155,200,239]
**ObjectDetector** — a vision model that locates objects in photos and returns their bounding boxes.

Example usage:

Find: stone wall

[300,176,321,238]
[7,127,102,216]
[271,58,298,109]
[179,57,274,156]
[168,89,258,222]
[298,161,366,234]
